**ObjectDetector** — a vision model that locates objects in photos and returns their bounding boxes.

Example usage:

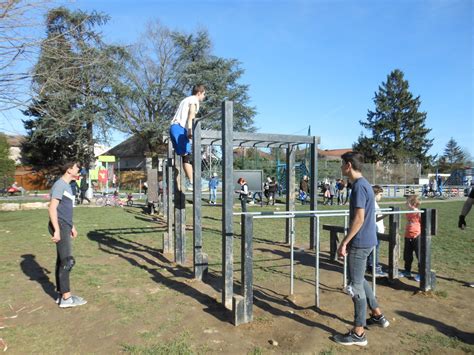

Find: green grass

[121,332,194,354]
[0,200,472,353]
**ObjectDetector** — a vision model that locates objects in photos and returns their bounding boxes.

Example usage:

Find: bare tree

[109,21,182,149]
[0,0,53,110]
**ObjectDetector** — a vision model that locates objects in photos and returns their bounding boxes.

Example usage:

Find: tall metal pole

[193,120,207,279]
[222,100,234,310]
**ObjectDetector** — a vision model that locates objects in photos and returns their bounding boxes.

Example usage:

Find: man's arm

[48,199,61,243]
[186,104,197,138]
[338,208,365,257]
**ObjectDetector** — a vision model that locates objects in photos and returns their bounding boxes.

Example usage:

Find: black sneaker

[334,330,368,346]
[367,314,390,328]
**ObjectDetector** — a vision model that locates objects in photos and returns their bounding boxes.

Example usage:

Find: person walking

[79,174,90,204]
[208,173,219,204]
[335,152,389,347]
[48,161,87,308]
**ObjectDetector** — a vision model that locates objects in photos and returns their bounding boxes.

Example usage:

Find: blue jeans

[209,188,217,203]
[367,241,380,269]
[348,246,379,327]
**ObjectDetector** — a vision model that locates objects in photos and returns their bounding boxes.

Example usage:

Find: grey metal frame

[164,100,321,316]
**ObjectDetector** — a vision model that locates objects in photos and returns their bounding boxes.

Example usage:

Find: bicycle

[95,193,122,207]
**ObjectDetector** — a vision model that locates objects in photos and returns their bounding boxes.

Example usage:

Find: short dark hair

[192,84,205,95]
[237,177,245,184]
[373,185,383,194]
[341,152,364,172]
[59,161,81,174]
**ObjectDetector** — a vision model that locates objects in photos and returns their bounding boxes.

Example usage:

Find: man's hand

[337,242,348,258]
[458,215,466,230]
[187,129,193,139]
[52,229,61,243]
[71,226,78,238]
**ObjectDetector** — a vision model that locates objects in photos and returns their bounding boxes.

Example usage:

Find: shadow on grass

[20,254,57,301]
[86,227,341,333]
[396,310,474,345]
[87,228,228,323]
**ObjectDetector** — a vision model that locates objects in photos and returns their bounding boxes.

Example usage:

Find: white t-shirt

[170,95,200,127]
[375,201,385,234]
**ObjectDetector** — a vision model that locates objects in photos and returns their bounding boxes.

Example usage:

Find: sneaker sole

[59,300,87,308]
[336,340,368,346]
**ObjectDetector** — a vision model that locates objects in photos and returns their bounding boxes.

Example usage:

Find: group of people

[47,85,474,348]
[322,178,352,205]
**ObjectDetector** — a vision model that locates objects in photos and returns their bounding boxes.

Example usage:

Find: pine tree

[22,7,124,170]
[0,134,16,187]
[353,69,433,166]
[438,138,466,172]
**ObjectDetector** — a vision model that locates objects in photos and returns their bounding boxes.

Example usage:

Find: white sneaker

[59,295,87,308]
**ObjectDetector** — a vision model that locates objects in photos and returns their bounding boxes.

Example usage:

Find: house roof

[318,148,352,159]
[102,135,167,158]
[5,135,24,147]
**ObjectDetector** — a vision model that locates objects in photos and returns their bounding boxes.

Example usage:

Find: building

[101,134,167,171]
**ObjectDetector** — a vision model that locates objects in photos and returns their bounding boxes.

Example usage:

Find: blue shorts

[170,124,191,156]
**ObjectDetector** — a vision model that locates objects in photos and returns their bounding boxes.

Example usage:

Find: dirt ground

[2,226,473,354]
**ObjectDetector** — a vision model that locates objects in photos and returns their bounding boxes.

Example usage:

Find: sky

[1,0,472,157]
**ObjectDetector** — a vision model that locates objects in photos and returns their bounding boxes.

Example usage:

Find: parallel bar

[193,120,207,280]
[233,208,392,216]
[285,145,296,244]
[222,100,234,310]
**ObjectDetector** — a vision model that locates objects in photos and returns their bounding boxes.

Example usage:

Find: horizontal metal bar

[201,130,318,145]
[194,107,222,124]
[233,208,392,216]
[236,209,423,219]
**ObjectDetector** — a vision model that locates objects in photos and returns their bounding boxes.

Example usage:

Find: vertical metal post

[372,246,376,296]
[315,215,320,308]
[290,219,295,295]
[343,215,348,288]
[420,208,434,291]
[388,206,400,280]
[309,137,318,249]
[285,145,295,244]
[222,100,234,310]
[233,214,253,325]
[164,140,174,255]
[193,120,207,279]
[162,158,168,217]
[174,151,186,265]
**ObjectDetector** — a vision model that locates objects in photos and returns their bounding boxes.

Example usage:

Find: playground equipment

[233,207,437,325]
[162,101,320,312]
[161,100,438,327]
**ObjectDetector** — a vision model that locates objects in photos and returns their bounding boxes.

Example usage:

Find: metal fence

[319,160,422,185]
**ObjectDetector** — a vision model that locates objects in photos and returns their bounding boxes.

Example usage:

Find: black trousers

[55,222,73,294]
[403,237,419,273]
